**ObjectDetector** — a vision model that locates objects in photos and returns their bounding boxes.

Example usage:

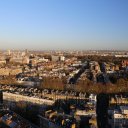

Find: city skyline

[0,0,128,50]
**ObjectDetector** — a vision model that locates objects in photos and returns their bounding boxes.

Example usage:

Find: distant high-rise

[51,55,59,62]
[25,49,29,55]
[7,49,11,55]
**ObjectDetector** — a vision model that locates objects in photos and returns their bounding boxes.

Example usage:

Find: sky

[0,0,128,50]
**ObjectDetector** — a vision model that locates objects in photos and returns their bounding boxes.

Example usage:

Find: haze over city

[0,0,128,50]
[1,1,128,128]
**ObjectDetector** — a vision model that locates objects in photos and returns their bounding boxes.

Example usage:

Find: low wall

[3,92,54,105]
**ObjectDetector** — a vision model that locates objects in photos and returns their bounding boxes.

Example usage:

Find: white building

[60,56,65,61]
[89,94,97,103]
[108,106,128,127]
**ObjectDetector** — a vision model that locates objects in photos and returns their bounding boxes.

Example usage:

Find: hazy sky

[0,0,128,50]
